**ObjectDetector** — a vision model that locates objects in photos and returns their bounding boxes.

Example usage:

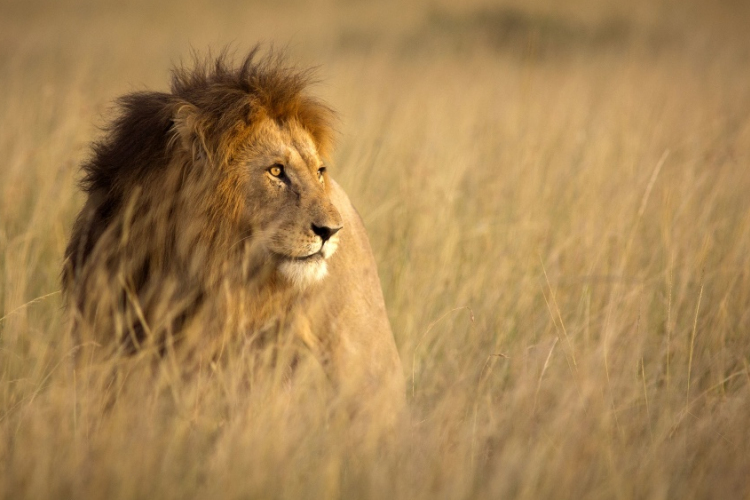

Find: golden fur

[62,49,404,400]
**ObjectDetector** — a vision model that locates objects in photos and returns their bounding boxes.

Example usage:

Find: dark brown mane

[81,47,335,196]
[171,48,335,159]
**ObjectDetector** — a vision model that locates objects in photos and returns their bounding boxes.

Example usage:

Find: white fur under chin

[278,258,328,288]
[278,234,339,289]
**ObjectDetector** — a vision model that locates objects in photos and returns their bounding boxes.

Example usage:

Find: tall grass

[2,1,749,498]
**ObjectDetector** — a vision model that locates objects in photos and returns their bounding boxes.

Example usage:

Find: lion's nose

[311,223,342,243]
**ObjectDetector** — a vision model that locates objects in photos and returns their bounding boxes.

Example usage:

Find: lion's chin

[278,256,328,288]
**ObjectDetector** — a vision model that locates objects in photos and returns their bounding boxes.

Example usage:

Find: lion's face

[236,118,342,288]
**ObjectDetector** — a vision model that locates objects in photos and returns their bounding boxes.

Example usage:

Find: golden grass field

[2,0,750,498]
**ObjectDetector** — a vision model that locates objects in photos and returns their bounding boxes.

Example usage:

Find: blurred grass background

[2,0,750,498]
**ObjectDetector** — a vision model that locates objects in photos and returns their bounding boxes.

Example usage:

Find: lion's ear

[172,103,209,162]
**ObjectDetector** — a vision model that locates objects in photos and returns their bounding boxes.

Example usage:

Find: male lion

[62,49,404,402]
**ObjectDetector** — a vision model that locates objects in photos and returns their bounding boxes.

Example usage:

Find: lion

[62,48,405,404]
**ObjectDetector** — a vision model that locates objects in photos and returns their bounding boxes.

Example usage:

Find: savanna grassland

[2,0,750,498]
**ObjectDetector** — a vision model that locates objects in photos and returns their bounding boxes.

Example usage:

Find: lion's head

[64,49,345,304]
[205,114,344,289]
[169,53,344,288]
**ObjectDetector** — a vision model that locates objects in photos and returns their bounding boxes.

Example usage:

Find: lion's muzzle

[311,223,342,243]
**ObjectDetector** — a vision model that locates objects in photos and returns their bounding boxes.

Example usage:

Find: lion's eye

[268,164,284,178]
[317,167,326,182]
